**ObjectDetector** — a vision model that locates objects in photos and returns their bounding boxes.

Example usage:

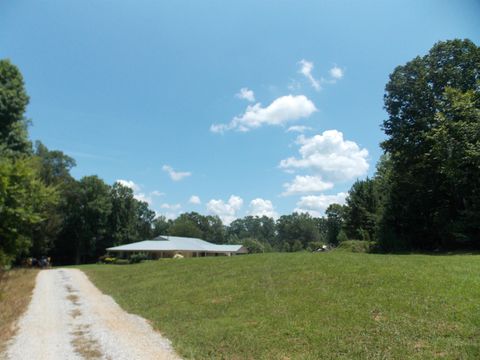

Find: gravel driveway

[4,269,181,360]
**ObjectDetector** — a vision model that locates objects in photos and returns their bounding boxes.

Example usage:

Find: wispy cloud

[162,165,191,181]
[286,125,312,133]
[299,59,321,91]
[236,87,255,102]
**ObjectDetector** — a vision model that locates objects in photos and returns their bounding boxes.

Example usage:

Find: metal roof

[106,235,247,253]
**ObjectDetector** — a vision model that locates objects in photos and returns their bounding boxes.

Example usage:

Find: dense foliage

[1,39,478,265]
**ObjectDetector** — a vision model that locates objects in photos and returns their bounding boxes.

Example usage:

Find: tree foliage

[379,39,480,250]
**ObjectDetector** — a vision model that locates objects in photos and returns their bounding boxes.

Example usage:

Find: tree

[325,204,345,245]
[152,215,170,237]
[276,212,320,250]
[0,59,31,155]
[0,156,57,266]
[343,178,378,241]
[59,176,111,264]
[107,182,139,246]
[30,142,76,257]
[380,39,480,250]
[134,200,155,240]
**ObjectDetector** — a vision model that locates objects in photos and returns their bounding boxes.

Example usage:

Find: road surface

[4,269,180,360]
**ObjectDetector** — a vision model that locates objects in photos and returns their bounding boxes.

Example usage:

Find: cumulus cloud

[162,165,191,181]
[151,190,165,197]
[249,198,278,218]
[189,195,201,205]
[236,87,255,102]
[329,66,344,80]
[210,95,317,133]
[206,195,243,225]
[279,130,369,182]
[299,59,321,91]
[282,175,334,196]
[295,192,347,217]
[286,125,312,133]
[160,203,181,210]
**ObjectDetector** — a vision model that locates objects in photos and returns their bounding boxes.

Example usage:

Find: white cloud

[329,66,344,80]
[286,125,312,133]
[206,195,243,225]
[160,203,181,210]
[116,179,140,192]
[151,190,165,197]
[299,59,321,91]
[282,175,334,196]
[236,87,255,102]
[162,165,191,181]
[210,95,317,133]
[279,130,369,182]
[295,192,347,217]
[249,198,278,218]
[189,195,201,205]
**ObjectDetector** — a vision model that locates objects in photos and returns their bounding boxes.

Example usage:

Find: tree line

[1,39,479,267]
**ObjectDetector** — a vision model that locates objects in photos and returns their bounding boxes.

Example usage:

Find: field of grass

[0,269,38,354]
[82,252,480,359]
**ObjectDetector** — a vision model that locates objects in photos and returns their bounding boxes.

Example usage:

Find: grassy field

[0,269,38,354]
[82,252,480,359]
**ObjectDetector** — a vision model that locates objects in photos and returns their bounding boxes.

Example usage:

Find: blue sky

[1,1,479,223]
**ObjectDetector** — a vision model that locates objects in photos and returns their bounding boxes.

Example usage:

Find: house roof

[106,235,247,253]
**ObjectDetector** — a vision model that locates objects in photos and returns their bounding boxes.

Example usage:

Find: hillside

[82,252,480,359]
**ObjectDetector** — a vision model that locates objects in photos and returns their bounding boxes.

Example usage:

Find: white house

[106,235,248,258]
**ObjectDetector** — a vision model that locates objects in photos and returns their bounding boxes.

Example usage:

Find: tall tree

[380,39,480,250]
[0,59,31,155]
[59,176,111,264]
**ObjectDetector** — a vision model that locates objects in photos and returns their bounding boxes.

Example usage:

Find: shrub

[241,238,265,254]
[336,230,349,243]
[114,259,129,265]
[337,240,375,253]
[129,253,148,264]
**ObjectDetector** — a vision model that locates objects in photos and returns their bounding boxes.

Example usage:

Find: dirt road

[4,269,180,360]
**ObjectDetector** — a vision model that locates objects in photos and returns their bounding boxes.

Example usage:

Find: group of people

[24,256,51,268]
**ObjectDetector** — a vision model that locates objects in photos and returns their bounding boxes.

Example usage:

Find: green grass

[81,252,480,359]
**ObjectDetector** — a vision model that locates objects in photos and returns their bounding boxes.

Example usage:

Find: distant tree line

[1,39,478,266]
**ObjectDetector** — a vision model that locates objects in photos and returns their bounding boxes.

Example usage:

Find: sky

[1,0,479,223]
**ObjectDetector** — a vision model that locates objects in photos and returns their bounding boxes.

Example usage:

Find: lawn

[81,252,480,359]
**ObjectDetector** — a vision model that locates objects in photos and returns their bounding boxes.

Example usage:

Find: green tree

[380,38,480,250]
[0,156,57,266]
[59,176,111,264]
[276,212,320,250]
[0,59,31,155]
[343,178,378,241]
[325,204,345,245]
[152,215,171,237]
[30,142,76,257]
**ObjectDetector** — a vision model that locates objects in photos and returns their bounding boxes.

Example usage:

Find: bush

[98,256,117,264]
[129,253,148,264]
[241,238,265,253]
[114,259,129,265]
[337,240,375,253]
